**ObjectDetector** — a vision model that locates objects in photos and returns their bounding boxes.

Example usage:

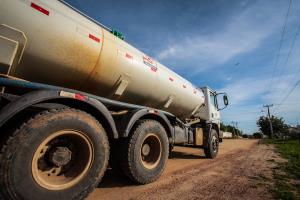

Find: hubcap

[32,130,93,190]
[49,147,72,167]
[142,144,151,156]
[140,134,162,169]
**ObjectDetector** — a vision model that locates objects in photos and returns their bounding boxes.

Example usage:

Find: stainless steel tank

[0,0,205,119]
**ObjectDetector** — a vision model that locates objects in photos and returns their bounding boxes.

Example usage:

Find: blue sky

[65,0,300,134]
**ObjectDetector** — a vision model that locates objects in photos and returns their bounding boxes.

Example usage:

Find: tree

[256,115,289,138]
[253,132,263,139]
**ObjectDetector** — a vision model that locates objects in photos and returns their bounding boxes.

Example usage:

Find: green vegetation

[263,139,300,199]
[252,132,263,139]
[257,116,289,138]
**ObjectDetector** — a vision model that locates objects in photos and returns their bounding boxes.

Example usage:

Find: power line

[276,102,300,106]
[276,22,300,85]
[267,0,292,93]
[223,111,262,116]
[276,79,300,111]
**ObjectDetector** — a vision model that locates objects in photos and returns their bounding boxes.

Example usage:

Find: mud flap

[203,123,212,148]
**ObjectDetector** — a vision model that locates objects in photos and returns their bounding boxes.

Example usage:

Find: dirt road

[88,139,280,200]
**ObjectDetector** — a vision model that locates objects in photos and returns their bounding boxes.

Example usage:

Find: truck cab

[189,87,228,146]
[199,87,228,127]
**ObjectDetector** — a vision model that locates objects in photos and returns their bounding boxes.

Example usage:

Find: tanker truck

[0,0,229,199]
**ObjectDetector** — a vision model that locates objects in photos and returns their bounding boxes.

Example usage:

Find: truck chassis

[0,76,221,200]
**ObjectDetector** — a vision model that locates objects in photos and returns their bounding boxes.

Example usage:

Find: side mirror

[223,95,229,106]
[216,93,229,111]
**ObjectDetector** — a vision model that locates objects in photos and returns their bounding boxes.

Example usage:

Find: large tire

[0,109,109,200]
[120,120,169,184]
[204,129,219,159]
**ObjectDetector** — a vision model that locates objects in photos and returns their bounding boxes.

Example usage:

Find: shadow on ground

[98,150,205,188]
[169,150,205,159]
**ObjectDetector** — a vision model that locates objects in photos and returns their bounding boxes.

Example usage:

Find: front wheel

[204,129,219,159]
[0,109,109,200]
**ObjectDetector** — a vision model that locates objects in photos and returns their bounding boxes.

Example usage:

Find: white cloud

[155,0,286,72]
[155,0,300,133]
[219,73,300,133]
[152,0,300,133]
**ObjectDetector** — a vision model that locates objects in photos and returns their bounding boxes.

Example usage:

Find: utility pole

[231,121,236,136]
[235,122,239,135]
[263,104,274,138]
[231,121,238,137]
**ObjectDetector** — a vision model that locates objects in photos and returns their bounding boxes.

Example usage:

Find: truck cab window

[210,92,217,108]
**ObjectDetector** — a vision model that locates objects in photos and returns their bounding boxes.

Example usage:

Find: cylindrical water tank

[0,0,205,119]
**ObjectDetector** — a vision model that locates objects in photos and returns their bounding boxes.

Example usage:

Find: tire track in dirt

[88,139,280,200]
[133,147,256,200]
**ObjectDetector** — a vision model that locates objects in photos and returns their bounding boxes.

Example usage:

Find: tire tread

[119,119,168,184]
[0,108,109,200]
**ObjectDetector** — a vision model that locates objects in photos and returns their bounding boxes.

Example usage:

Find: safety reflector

[89,34,101,43]
[169,77,174,81]
[31,2,49,16]
[75,93,86,101]
[60,91,86,101]
[148,109,158,114]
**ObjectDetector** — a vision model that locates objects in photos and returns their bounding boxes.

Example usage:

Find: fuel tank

[0,0,205,120]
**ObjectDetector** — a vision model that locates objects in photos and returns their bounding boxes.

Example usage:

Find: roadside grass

[262,139,300,200]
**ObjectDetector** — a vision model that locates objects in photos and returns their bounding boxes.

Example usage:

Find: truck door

[209,92,220,123]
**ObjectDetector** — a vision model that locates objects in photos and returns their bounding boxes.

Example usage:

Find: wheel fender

[204,123,219,147]
[0,90,118,139]
[115,108,173,138]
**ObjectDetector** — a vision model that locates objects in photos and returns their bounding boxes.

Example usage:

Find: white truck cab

[199,87,228,124]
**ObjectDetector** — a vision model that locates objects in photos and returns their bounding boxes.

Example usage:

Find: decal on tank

[125,53,133,59]
[143,56,157,72]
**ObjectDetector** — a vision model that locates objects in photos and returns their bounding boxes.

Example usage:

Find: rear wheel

[120,120,169,184]
[204,129,219,159]
[0,109,109,200]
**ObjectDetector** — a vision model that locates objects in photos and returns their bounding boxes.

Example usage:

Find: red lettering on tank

[143,56,154,64]
[126,53,133,59]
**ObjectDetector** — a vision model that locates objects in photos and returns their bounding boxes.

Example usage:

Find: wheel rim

[211,135,219,153]
[140,134,162,169]
[32,130,93,190]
